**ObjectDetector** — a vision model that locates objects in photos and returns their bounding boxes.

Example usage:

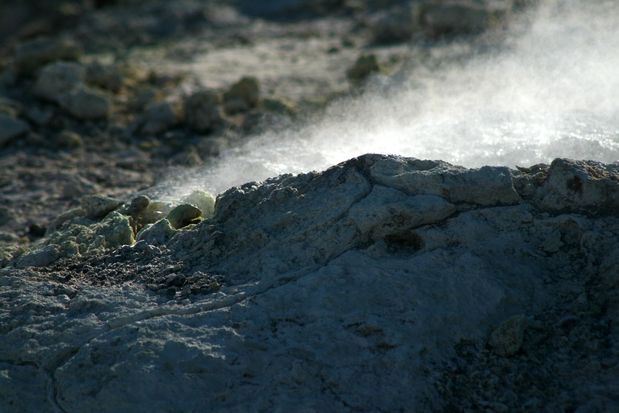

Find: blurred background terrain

[1,0,531,250]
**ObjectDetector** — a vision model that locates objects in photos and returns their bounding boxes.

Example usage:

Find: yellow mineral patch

[182,190,216,218]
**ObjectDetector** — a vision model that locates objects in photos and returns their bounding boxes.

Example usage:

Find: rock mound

[2,155,618,412]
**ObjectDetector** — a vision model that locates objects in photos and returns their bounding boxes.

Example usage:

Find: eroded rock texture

[2,155,618,412]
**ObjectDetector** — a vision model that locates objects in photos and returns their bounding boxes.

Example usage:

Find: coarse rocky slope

[2,154,618,412]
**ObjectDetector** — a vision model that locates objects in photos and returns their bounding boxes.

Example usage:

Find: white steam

[168,0,619,196]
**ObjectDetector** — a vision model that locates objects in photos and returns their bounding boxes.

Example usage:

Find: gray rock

[85,61,124,92]
[13,37,82,76]
[348,186,456,240]
[59,86,110,120]
[223,76,260,114]
[128,195,151,215]
[533,158,619,214]
[2,154,619,412]
[140,101,178,134]
[368,157,520,206]
[184,90,222,132]
[137,219,177,245]
[420,1,511,37]
[80,195,123,219]
[488,315,528,356]
[33,61,85,103]
[16,244,60,268]
[0,113,29,146]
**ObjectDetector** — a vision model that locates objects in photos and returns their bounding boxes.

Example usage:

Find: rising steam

[167,0,619,197]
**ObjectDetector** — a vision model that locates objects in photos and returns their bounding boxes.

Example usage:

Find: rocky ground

[2,1,618,412]
[2,155,619,412]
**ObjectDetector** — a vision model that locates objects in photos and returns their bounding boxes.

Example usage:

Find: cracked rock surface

[1,154,619,412]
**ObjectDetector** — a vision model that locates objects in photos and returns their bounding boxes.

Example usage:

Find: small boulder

[140,101,178,135]
[59,86,110,120]
[94,212,135,248]
[533,159,619,214]
[166,204,202,229]
[85,61,124,93]
[137,219,177,245]
[223,76,260,114]
[127,195,151,215]
[183,90,222,132]
[16,244,60,268]
[346,54,381,86]
[488,314,527,357]
[33,61,85,102]
[14,37,82,76]
[80,195,123,219]
[0,113,29,146]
